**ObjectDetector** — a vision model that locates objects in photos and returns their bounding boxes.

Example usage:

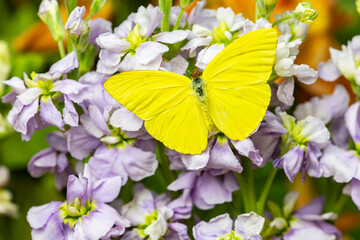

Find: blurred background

[0,0,359,239]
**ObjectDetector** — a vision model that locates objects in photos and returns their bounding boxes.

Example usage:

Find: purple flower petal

[109,107,143,131]
[345,102,360,144]
[40,97,64,130]
[193,213,233,239]
[121,145,158,181]
[66,126,101,160]
[96,32,131,52]
[28,148,57,177]
[181,145,210,170]
[82,210,117,240]
[319,144,358,183]
[277,77,294,106]
[318,60,340,82]
[231,138,263,166]
[63,95,79,127]
[168,171,197,191]
[194,172,232,209]
[351,179,360,210]
[89,18,112,44]
[27,201,63,229]
[66,174,86,204]
[49,51,79,78]
[8,99,38,135]
[92,176,122,203]
[3,77,26,94]
[17,87,42,105]
[88,146,128,184]
[154,30,188,44]
[276,146,304,182]
[207,138,243,173]
[52,79,87,103]
[234,212,264,239]
[294,64,318,85]
[135,41,168,65]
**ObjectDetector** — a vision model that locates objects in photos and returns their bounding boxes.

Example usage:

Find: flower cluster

[2,0,358,239]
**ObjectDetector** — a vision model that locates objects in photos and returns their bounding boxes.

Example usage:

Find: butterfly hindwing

[104,71,209,154]
[203,28,277,140]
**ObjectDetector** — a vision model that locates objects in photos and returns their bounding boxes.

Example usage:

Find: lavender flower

[121,184,190,240]
[96,4,187,74]
[318,101,360,209]
[66,105,158,185]
[266,192,341,240]
[252,110,330,182]
[294,84,350,147]
[28,131,75,190]
[318,35,360,84]
[2,51,86,140]
[27,165,130,239]
[193,212,264,240]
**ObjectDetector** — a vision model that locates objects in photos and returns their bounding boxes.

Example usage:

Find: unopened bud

[293,1,318,23]
[38,0,65,41]
[65,6,88,37]
[256,0,278,19]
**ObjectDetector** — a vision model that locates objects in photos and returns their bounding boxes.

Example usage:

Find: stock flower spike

[3,0,359,239]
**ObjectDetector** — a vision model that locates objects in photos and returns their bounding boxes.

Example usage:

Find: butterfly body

[104,28,278,154]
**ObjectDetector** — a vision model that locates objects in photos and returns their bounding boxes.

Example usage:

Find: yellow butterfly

[104,28,278,154]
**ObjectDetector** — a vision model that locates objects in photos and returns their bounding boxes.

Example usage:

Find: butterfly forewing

[203,28,278,140]
[104,71,209,154]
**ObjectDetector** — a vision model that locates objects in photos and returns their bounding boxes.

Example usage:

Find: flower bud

[180,0,195,8]
[65,6,88,37]
[293,1,318,23]
[256,0,278,19]
[38,0,65,42]
[90,0,107,17]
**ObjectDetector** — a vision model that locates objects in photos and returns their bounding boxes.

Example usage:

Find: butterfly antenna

[162,57,193,75]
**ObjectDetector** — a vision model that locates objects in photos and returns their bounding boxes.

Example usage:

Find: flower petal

[40,97,64,130]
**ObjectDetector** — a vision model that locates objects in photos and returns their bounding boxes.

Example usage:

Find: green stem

[324,181,344,212]
[57,41,66,58]
[256,168,278,215]
[236,172,251,213]
[173,7,185,30]
[243,158,257,212]
[333,194,348,214]
[159,0,172,31]
[272,15,292,27]
[156,141,175,185]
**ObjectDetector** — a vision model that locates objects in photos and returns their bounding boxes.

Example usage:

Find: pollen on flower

[217,230,243,240]
[59,198,97,228]
[211,21,235,45]
[124,24,147,55]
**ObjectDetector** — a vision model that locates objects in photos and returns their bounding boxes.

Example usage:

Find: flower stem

[159,0,172,32]
[272,15,292,27]
[57,41,66,58]
[333,194,348,214]
[173,7,185,30]
[256,168,278,215]
[156,141,175,185]
[236,172,251,212]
